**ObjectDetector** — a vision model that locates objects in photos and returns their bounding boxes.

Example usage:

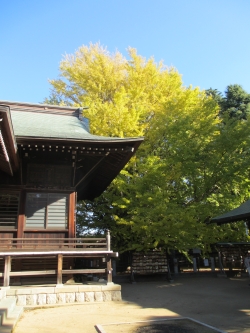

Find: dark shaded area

[136,324,190,333]
[134,320,217,333]
[120,275,250,333]
[100,319,222,333]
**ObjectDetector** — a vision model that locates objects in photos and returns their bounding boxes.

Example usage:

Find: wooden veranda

[0,231,117,287]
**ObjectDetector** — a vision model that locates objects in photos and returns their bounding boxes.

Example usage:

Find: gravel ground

[13,274,250,333]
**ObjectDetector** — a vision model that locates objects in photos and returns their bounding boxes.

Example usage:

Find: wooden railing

[0,237,110,251]
[0,231,116,287]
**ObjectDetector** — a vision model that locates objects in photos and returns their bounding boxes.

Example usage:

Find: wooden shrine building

[0,101,143,286]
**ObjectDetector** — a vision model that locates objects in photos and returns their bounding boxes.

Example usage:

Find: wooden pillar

[57,254,63,285]
[3,256,11,287]
[68,192,76,239]
[15,190,26,285]
[106,230,112,283]
[17,190,26,240]
[67,192,76,281]
[106,230,110,251]
[106,256,112,284]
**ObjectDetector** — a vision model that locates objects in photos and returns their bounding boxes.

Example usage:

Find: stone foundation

[0,288,6,301]
[5,283,121,307]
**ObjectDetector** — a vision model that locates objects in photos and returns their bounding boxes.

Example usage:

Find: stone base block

[7,283,122,307]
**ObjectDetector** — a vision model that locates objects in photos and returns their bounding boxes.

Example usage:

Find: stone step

[0,296,23,333]
[0,297,16,325]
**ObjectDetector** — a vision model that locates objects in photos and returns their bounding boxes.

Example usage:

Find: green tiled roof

[210,200,250,224]
[11,111,137,142]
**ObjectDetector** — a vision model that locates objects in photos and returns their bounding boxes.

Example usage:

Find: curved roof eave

[209,200,250,225]
[15,135,144,144]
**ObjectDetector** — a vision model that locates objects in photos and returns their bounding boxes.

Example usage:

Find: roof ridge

[0,100,88,111]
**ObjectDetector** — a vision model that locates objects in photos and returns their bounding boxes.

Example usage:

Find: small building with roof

[0,100,143,287]
[209,201,250,276]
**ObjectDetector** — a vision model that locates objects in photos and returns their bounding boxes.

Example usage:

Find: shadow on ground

[116,273,250,333]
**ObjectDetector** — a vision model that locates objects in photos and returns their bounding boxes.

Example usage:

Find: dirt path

[13,274,250,333]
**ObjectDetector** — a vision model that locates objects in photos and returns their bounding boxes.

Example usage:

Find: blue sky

[1,0,250,103]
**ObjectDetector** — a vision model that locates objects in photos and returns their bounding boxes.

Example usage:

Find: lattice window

[25,193,68,229]
[27,164,72,187]
[0,193,19,228]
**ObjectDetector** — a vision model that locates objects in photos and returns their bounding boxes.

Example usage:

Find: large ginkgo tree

[46,43,250,254]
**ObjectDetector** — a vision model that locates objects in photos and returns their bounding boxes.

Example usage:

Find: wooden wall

[0,190,76,238]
